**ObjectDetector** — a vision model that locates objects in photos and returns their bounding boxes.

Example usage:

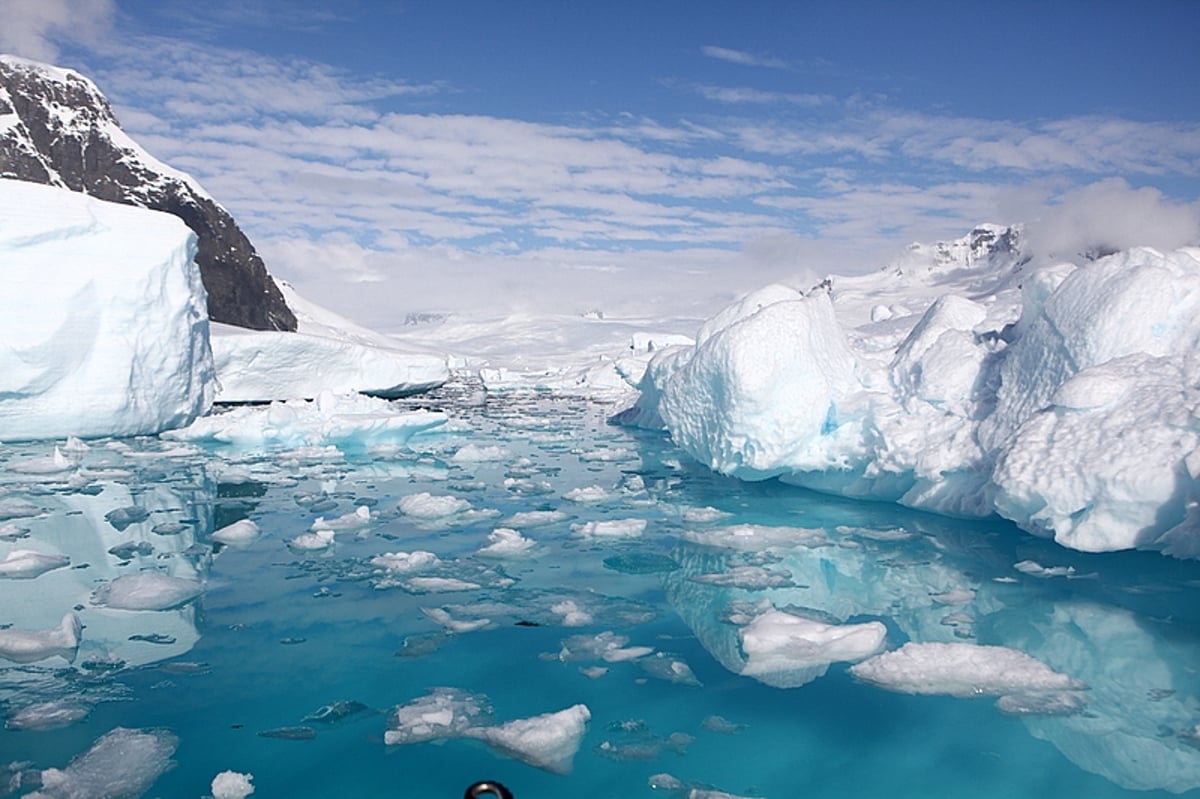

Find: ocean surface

[3,379,1200,798]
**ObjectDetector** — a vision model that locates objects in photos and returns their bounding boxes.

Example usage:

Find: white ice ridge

[623,242,1200,555]
[849,641,1084,697]
[0,178,213,442]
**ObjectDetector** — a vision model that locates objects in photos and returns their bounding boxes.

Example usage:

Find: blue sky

[3,0,1199,327]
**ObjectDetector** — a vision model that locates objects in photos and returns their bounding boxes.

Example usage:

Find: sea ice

[91,572,204,611]
[397,491,471,519]
[738,609,887,688]
[477,527,536,557]
[28,726,177,799]
[5,700,90,731]
[0,613,81,664]
[465,704,592,775]
[210,519,261,548]
[850,641,1084,697]
[384,687,493,745]
[0,549,70,579]
[211,770,255,799]
[571,518,648,539]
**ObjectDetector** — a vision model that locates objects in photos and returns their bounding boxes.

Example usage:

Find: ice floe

[28,726,177,799]
[0,613,81,664]
[91,572,204,611]
[849,641,1084,697]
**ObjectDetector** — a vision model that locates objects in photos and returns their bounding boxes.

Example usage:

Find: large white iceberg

[624,230,1200,556]
[0,178,214,442]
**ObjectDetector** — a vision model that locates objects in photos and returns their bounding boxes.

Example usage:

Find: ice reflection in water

[0,379,1198,798]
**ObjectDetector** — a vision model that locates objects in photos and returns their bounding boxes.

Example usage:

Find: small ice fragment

[0,613,82,664]
[0,550,70,579]
[579,666,608,679]
[451,444,511,463]
[286,529,335,552]
[422,607,490,633]
[465,704,591,775]
[398,492,471,519]
[550,600,593,627]
[384,688,492,745]
[257,726,316,740]
[850,641,1084,697]
[404,577,481,593]
[701,715,745,734]
[10,446,73,474]
[570,518,647,539]
[739,610,886,685]
[91,572,203,611]
[302,700,369,724]
[0,522,31,540]
[311,505,371,531]
[504,510,569,528]
[562,486,611,503]
[1014,559,1076,578]
[477,528,536,558]
[690,565,792,589]
[5,700,90,731]
[0,498,41,521]
[32,727,177,798]
[211,519,260,548]
[995,691,1088,716]
[681,506,732,523]
[371,550,440,572]
[211,770,255,799]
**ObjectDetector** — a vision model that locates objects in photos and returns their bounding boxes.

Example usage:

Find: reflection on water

[0,381,1198,798]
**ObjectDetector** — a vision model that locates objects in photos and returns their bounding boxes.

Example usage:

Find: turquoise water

[2,380,1200,798]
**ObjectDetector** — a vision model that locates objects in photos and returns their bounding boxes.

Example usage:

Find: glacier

[622,229,1200,556]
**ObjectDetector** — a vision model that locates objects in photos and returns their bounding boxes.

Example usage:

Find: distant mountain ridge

[0,55,296,332]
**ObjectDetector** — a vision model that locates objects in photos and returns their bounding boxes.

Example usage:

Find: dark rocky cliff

[0,56,296,332]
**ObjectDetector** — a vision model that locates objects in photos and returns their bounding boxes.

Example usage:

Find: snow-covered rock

[623,228,1200,556]
[0,178,214,442]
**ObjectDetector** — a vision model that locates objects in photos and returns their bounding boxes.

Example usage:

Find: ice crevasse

[621,244,1200,557]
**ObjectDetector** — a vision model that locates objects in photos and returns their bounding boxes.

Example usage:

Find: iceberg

[624,235,1200,556]
[0,178,213,442]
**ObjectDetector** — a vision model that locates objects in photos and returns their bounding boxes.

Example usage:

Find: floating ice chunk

[0,498,41,520]
[465,704,591,775]
[504,510,569,528]
[571,518,647,539]
[404,576,480,593]
[211,770,255,799]
[681,506,732,523]
[451,444,512,463]
[5,700,90,731]
[0,522,31,540]
[421,607,490,633]
[384,688,493,745]
[210,519,260,548]
[739,610,886,687]
[10,446,74,474]
[311,505,371,531]
[850,641,1084,697]
[562,485,611,503]
[167,393,446,451]
[286,529,335,552]
[91,572,203,611]
[371,550,440,572]
[0,549,70,579]
[558,631,652,663]
[0,613,81,664]
[682,524,829,550]
[29,727,177,799]
[1014,559,1077,578]
[477,528,536,558]
[398,492,471,519]
[550,600,593,627]
[701,715,746,734]
[930,587,976,605]
[104,506,150,531]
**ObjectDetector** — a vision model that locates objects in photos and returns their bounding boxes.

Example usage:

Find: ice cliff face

[0,55,296,332]
[622,225,1200,557]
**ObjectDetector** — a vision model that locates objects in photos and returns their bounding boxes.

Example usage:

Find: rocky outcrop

[0,55,296,332]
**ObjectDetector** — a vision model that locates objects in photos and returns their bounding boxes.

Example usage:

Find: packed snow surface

[0,179,213,442]
[625,235,1200,556]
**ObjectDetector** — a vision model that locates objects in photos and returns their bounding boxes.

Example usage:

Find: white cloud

[701,45,788,70]
[0,0,115,62]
